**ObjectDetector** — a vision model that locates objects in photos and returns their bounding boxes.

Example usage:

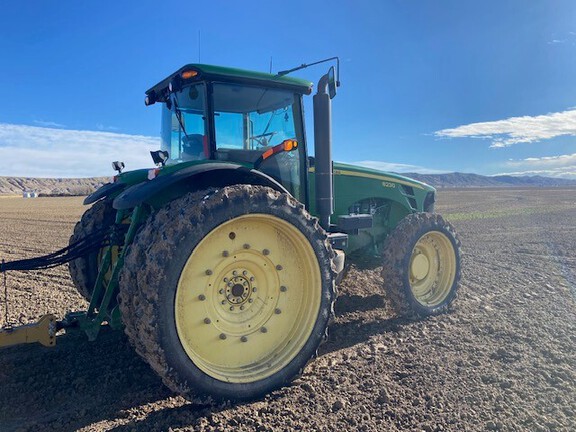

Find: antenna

[269,57,273,73]
[198,30,201,62]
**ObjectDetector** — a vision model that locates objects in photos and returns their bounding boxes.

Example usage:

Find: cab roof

[146,63,314,102]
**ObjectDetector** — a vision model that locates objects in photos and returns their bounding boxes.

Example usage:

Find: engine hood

[332,162,435,192]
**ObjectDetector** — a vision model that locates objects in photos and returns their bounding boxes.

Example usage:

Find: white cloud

[434,109,576,147]
[548,31,576,45]
[497,153,576,179]
[96,123,120,131]
[33,120,66,128]
[0,123,160,177]
[494,168,576,179]
[506,153,576,168]
[352,160,447,174]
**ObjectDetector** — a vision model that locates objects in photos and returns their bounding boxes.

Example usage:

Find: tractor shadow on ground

[321,292,408,356]
[0,328,174,431]
[319,254,410,355]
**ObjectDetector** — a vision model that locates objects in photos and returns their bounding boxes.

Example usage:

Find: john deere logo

[382,181,396,188]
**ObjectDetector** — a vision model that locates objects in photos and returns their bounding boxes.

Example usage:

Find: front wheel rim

[175,214,322,383]
[408,230,457,307]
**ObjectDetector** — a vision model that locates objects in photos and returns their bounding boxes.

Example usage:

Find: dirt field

[0,189,574,432]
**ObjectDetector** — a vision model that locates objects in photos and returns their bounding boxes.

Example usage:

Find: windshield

[211,83,297,149]
[161,83,207,162]
[212,83,304,199]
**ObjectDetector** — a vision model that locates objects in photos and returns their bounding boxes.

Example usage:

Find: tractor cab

[145,64,314,202]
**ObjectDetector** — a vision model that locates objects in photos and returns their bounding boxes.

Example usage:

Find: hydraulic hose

[0,225,126,272]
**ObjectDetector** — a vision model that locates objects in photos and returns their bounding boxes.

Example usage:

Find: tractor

[0,59,461,402]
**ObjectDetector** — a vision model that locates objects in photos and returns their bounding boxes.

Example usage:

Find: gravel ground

[0,189,574,432]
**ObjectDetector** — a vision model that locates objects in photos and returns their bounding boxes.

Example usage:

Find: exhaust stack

[313,73,334,230]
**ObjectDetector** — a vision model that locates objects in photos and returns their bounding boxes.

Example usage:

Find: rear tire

[381,212,461,318]
[68,200,115,301]
[118,185,336,402]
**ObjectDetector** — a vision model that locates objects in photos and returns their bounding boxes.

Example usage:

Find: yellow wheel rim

[409,231,456,307]
[175,214,322,383]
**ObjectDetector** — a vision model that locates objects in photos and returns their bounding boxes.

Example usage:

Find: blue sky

[1,0,575,178]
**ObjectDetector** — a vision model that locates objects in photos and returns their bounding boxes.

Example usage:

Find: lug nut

[219,333,227,340]
[275,308,281,314]
[241,336,248,342]
[252,287,257,292]
[221,300,226,305]
[250,277,255,282]
[205,269,213,275]
[233,270,237,276]
[260,327,268,333]
[276,265,283,271]
[248,298,254,303]
[243,243,250,249]
[243,270,247,276]
[203,318,211,324]
[198,294,206,301]
[223,277,228,282]
[219,289,224,294]
[230,306,235,311]
[222,250,229,257]
[240,305,245,310]
[280,286,287,292]
[263,249,270,255]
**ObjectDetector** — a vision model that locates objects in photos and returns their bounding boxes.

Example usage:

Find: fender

[112,162,290,210]
[84,181,127,205]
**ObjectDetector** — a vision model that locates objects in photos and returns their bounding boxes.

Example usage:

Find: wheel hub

[411,253,430,281]
[231,283,244,298]
[222,270,255,307]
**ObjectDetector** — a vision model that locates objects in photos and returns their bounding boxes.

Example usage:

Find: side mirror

[112,161,125,173]
[327,66,337,99]
[150,150,169,167]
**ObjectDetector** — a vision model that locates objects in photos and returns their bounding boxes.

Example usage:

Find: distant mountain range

[401,172,576,188]
[1,173,575,196]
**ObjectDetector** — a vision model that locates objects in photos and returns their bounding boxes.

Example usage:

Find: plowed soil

[0,189,574,432]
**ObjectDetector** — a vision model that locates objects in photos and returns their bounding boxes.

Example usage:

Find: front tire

[118,185,336,401]
[381,212,461,318]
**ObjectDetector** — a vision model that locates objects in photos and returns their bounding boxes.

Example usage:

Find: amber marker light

[283,139,298,151]
[181,70,198,79]
[254,139,299,169]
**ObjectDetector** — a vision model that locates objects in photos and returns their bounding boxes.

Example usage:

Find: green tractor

[3,59,462,402]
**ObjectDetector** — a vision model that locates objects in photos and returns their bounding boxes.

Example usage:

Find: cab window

[212,83,304,200]
[160,84,207,162]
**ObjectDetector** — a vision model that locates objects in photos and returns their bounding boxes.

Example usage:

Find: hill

[0,176,109,196]
[1,173,575,196]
